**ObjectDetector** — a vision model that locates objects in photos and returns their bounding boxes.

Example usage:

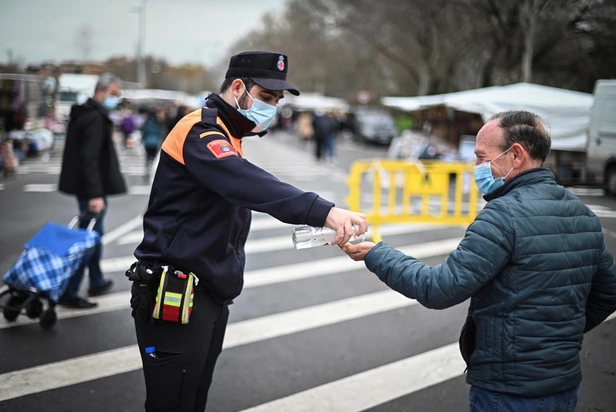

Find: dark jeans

[61,198,107,301]
[134,291,229,412]
[470,386,579,412]
[324,134,336,159]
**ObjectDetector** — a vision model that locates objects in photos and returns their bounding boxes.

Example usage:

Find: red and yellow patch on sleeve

[207,139,238,159]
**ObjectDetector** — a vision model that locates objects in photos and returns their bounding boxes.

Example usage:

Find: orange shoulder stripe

[161,109,202,165]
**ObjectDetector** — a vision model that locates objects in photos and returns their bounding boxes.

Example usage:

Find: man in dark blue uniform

[129,51,368,412]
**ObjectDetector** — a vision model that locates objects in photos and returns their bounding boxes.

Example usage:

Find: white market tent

[122,89,204,109]
[283,92,349,112]
[381,83,594,152]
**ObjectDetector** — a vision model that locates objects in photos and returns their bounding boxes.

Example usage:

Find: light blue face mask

[474,147,514,195]
[234,83,278,132]
[103,96,120,111]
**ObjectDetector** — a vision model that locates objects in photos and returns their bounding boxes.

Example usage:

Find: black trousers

[134,291,229,412]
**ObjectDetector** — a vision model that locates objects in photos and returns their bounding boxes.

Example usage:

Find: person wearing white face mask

[340,110,616,411]
[130,51,368,412]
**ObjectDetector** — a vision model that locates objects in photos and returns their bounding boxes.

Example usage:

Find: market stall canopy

[283,93,349,112]
[382,83,594,152]
[122,89,204,109]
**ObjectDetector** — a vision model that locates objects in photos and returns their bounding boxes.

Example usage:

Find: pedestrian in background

[312,109,333,161]
[119,106,136,148]
[58,73,126,309]
[324,110,339,164]
[341,110,616,412]
[128,51,367,412]
[167,104,189,132]
[296,110,313,148]
[140,107,165,172]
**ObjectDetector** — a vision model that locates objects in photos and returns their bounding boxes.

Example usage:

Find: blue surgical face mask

[474,147,514,195]
[234,83,277,132]
[103,96,120,111]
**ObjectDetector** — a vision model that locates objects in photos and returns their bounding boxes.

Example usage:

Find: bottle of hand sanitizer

[292,226,365,250]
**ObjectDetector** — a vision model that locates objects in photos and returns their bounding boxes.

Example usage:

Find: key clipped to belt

[152,266,199,324]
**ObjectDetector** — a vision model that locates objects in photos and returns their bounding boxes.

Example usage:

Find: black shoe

[58,297,98,309]
[88,279,114,297]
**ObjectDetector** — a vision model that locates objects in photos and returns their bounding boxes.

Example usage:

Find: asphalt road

[0,131,615,412]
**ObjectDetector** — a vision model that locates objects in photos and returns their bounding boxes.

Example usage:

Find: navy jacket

[135,94,334,303]
[365,168,616,397]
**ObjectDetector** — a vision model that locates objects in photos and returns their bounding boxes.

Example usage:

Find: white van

[586,80,616,194]
[54,74,99,124]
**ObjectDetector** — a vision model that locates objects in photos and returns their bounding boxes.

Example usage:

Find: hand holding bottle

[323,207,368,246]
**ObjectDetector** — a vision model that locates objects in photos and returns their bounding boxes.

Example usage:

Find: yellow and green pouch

[152,266,197,324]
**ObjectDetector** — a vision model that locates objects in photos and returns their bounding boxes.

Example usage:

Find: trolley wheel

[3,307,19,322]
[3,295,24,322]
[26,299,43,319]
[39,308,57,330]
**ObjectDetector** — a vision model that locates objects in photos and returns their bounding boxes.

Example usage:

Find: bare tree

[75,24,94,62]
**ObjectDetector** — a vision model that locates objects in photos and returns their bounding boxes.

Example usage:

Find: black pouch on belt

[152,265,198,324]
[126,261,163,323]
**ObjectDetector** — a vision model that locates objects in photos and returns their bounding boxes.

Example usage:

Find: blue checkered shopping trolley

[0,215,100,330]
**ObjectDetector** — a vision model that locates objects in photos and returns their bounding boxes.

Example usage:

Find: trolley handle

[68,212,102,232]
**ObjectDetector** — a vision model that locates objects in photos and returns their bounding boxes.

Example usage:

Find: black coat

[59,98,126,199]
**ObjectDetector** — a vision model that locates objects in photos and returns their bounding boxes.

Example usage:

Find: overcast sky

[0,0,288,67]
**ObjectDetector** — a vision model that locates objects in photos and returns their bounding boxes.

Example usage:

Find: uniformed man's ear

[231,79,245,98]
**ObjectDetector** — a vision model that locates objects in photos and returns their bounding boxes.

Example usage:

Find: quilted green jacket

[365,168,616,397]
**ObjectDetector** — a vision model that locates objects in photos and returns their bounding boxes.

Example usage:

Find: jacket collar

[205,94,256,138]
[484,168,556,202]
[84,98,111,121]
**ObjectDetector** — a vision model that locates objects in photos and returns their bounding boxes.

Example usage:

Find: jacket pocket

[459,315,477,370]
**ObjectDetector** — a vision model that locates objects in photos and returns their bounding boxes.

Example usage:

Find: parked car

[348,106,397,145]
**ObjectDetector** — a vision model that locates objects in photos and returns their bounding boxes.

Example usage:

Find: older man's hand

[341,242,377,261]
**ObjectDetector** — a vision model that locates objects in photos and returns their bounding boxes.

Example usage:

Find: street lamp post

[135,0,149,88]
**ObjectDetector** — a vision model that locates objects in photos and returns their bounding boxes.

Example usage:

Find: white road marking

[8,309,612,406]
[101,215,143,246]
[0,290,417,402]
[243,237,463,288]
[0,183,3,191]
[117,221,448,251]
[1,235,460,330]
[567,187,605,197]
[243,313,616,412]
[128,185,151,195]
[23,184,57,192]
[103,231,461,275]
[0,291,132,330]
[240,343,464,412]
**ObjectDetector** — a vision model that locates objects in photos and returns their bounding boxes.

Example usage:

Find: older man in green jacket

[342,110,616,412]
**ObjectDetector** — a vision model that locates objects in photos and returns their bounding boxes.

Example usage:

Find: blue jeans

[61,198,107,300]
[470,386,579,412]
[324,134,336,159]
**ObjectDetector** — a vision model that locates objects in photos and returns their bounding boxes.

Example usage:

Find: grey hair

[95,73,122,93]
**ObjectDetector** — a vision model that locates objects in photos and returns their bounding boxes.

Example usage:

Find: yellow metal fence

[345,160,481,242]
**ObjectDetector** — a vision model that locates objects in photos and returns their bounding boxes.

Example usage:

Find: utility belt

[126,261,199,324]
